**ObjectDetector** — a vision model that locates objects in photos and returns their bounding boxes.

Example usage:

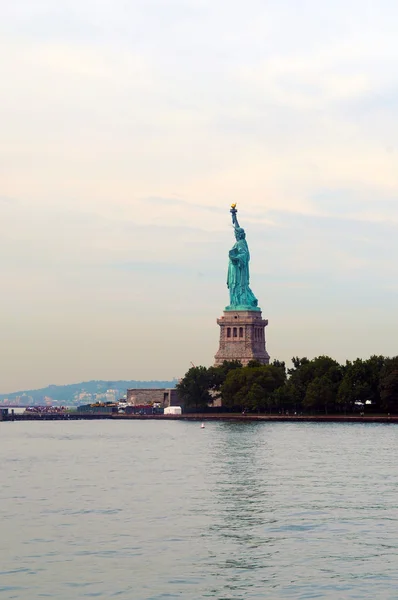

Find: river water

[1,421,398,599]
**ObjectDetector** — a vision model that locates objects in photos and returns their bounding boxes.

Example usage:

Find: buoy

[201,423,205,429]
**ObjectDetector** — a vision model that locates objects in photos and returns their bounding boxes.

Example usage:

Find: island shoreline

[1,413,398,423]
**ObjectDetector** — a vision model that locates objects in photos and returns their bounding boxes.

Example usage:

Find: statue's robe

[227,239,258,308]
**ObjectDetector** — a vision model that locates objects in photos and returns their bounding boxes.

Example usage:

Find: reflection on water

[1,421,398,599]
[207,423,274,598]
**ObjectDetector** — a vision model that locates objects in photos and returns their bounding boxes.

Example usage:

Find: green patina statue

[226,204,260,311]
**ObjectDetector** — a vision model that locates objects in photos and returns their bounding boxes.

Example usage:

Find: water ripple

[1,421,398,599]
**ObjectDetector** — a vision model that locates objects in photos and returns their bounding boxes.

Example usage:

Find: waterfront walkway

[1,412,398,423]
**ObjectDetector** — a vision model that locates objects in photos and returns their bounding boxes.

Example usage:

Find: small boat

[201,423,205,429]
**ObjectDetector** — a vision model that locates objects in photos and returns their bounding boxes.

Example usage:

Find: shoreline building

[126,388,179,407]
[214,205,270,366]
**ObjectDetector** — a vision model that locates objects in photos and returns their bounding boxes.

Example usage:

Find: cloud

[2,0,398,391]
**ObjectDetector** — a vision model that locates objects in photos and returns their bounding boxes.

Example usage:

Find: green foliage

[380,357,398,412]
[222,364,285,411]
[366,355,386,410]
[269,383,294,412]
[176,366,213,411]
[338,359,371,411]
[289,357,310,373]
[208,361,242,399]
[304,375,336,413]
[221,368,247,408]
[175,353,395,415]
[246,360,262,368]
[286,356,342,413]
[271,359,286,372]
[337,355,385,412]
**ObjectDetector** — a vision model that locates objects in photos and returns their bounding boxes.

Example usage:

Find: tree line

[176,355,398,414]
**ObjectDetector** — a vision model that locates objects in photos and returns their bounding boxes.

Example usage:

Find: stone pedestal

[214,310,270,366]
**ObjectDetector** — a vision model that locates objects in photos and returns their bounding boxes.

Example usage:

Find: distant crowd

[25,406,67,414]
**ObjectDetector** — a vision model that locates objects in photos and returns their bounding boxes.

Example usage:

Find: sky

[1,0,398,393]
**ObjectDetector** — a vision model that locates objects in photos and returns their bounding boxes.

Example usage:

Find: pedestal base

[214,310,270,366]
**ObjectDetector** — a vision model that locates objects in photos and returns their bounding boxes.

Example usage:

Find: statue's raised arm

[230,203,240,229]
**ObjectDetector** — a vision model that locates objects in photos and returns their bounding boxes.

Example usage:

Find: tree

[247,360,262,368]
[272,359,286,373]
[221,364,285,412]
[208,360,242,400]
[246,383,266,412]
[176,366,213,411]
[289,357,310,374]
[337,359,371,412]
[337,355,386,413]
[380,357,398,413]
[288,356,342,414]
[285,357,312,411]
[366,355,386,411]
[304,375,335,414]
[221,368,247,409]
[175,354,389,415]
[269,383,294,414]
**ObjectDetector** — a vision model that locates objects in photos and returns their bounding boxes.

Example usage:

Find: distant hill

[0,379,178,406]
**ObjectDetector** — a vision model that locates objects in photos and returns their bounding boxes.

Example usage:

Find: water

[1,421,398,599]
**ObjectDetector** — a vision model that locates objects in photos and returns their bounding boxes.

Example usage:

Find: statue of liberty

[226,204,260,311]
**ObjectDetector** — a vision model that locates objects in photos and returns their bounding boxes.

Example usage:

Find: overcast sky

[1,0,398,393]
